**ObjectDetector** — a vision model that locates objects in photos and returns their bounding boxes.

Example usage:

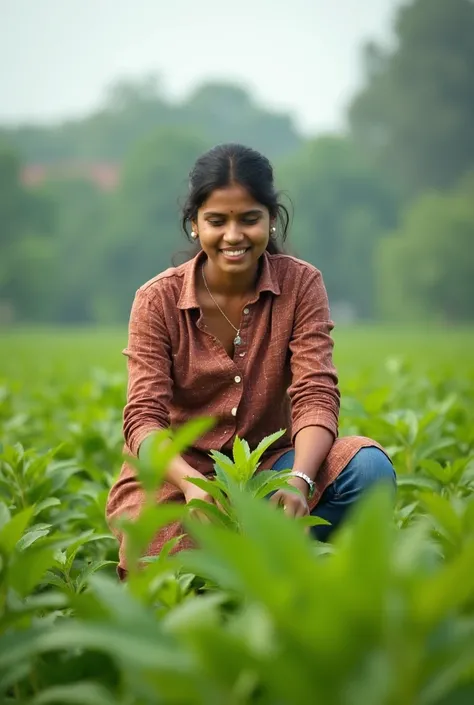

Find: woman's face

[193,183,273,276]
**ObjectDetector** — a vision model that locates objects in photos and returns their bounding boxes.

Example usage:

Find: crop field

[1,325,474,704]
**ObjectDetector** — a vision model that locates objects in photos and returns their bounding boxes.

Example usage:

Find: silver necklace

[201,265,242,346]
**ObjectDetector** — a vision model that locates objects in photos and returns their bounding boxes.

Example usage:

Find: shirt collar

[177,249,281,310]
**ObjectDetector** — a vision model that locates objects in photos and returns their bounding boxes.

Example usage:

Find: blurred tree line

[1,0,473,325]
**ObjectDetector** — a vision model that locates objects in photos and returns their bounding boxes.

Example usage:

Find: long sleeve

[122,287,172,456]
[288,268,340,443]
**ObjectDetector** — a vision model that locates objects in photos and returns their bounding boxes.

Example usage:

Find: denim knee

[334,447,396,498]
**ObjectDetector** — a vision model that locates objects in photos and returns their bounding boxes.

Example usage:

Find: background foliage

[1,0,473,325]
[1,328,474,703]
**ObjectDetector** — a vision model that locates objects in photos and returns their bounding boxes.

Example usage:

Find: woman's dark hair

[181,143,290,255]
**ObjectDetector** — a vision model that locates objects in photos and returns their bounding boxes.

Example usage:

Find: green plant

[0,329,473,703]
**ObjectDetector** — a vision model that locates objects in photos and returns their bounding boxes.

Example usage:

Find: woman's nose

[223,222,244,243]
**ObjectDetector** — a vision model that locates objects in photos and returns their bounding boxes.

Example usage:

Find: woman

[107,143,395,578]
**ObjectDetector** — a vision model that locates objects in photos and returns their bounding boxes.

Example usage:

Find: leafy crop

[0,332,473,704]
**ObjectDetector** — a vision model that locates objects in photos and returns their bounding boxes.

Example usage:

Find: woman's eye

[242,217,260,225]
[208,220,224,227]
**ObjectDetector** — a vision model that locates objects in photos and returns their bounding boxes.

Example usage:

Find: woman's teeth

[223,249,247,257]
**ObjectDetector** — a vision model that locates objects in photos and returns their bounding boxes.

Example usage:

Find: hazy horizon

[1,0,398,135]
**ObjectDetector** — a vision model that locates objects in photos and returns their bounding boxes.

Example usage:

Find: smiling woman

[180,145,290,356]
[182,143,290,253]
[106,143,395,578]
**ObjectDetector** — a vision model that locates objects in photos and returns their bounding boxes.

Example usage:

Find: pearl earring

[270,226,276,234]
[191,231,198,240]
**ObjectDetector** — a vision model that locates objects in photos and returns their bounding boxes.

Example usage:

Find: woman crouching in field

[106,143,396,579]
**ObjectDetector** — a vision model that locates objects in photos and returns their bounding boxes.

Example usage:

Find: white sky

[0,0,398,135]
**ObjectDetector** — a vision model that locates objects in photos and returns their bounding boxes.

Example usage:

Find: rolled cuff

[128,424,165,458]
[291,410,338,445]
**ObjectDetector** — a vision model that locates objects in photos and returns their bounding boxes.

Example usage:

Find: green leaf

[463,499,474,534]
[28,682,118,705]
[296,515,331,528]
[48,461,83,494]
[248,429,286,468]
[0,503,11,529]
[157,535,185,563]
[19,592,69,611]
[232,436,251,481]
[396,476,438,491]
[405,409,419,444]
[186,499,235,530]
[0,620,187,673]
[64,532,115,575]
[185,476,231,513]
[9,547,56,595]
[0,662,31,695]
[419,459,445,476]
[417,438,457,461]
[75,560,117,593]
[248,469,292,498]
[213,462,231,489]
[33,497,61,516]
[253,476,299,500]
[118,503,185,573]
[209,450,238,479]
[124,429,172,493]
[129,419,216,495]
[414,539,474,625]
[0,506,34,554]
[419,492,463,543]
[163,592,225,633]
[397,501,419,522]
[16,525,51,551]
[172,416,216,454]
[86,573,165,626]
[41,570,70,590]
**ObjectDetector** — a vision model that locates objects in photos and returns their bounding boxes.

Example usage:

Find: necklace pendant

[234,334,242,346]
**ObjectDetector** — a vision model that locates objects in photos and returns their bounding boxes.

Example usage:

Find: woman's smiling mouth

[220,247,250,260]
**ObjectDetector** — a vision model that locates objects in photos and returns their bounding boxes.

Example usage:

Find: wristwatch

[289,471,315,499]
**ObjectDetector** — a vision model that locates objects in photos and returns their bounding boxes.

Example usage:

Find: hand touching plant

[184,431,313,530]
[270,474,310,518]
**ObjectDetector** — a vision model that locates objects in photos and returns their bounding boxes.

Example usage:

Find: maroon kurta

[106,251,386,577]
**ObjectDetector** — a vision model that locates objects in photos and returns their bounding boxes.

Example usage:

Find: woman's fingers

[296,503,310,517]
[189,507,210,524]
[268,491,310,522]
[269,490,282,505]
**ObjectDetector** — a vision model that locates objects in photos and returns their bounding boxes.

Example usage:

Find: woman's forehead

[201,183,265,213]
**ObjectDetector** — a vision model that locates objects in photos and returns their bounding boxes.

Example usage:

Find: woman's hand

[183,482,215,506]
[183,481,215,523]
[270,477,310,518]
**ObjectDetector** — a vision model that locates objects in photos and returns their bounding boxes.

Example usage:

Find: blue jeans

[271,447,396,541]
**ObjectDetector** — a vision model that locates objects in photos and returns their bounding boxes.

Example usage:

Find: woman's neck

[202,258,259,298]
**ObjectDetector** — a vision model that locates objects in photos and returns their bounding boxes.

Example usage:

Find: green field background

[2,325,472,387]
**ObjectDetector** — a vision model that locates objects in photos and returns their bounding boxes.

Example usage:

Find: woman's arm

[287,266,340,474]
[123,287,172,455]
[138,433,206,496]
[286,267,340,502]
[292,425,334,488]
[271,268,339,516]
[124,287,208,497]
